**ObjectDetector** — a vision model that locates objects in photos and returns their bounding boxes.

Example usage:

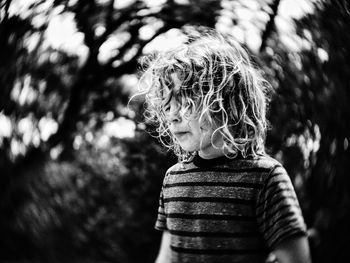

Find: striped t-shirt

[155,153,307,263]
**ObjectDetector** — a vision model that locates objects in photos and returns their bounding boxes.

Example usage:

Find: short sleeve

[256,165,307,249]
[154,182,167,231]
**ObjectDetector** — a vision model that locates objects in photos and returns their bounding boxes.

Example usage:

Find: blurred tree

[0,0,223,261]
[0,0,223,162]
[11,131,175,262]
[295,1,350,262]
[259,0,281,52]
[2,0,349,262]
[261,0,350,262]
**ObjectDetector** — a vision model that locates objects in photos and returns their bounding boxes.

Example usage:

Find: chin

[179,144,199,152]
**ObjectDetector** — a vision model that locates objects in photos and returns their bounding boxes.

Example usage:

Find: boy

[138,29,311,263]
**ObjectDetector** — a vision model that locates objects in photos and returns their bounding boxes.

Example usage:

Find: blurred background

[0,0,349,262]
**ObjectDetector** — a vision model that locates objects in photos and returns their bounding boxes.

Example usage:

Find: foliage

[0,0,224,160]
[261,1,350,262]
[294,2,350,262]
[0,0,221,261]
[5,131,174,262]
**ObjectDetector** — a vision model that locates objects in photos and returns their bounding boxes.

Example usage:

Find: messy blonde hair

[136,29,271,161]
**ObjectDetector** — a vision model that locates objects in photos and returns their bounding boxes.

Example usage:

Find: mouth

[174,131,190,139]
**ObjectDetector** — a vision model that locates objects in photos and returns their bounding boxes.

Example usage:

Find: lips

[174,131,190,139]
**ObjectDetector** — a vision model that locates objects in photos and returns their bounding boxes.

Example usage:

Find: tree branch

[46,51,104,151]
[259,0,281,53]
[1,0,12,21]
[75,0,98,53]
[105,21,143,66]
[102,25,171,77]
[99,1,146,45]
[106,0,115,25]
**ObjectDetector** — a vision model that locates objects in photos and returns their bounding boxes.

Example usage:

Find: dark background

[0,0,349,262]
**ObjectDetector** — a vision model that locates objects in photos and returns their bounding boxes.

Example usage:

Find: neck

[198,148,225,159]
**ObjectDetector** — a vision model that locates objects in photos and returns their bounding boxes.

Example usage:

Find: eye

[161,92,172,109]
[163,104,170,112]
[182,100,195,113]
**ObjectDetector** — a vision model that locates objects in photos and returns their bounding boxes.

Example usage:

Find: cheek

[199,120,215,137]
[198,114,213,130]
[199,123,222,145]
[201,129,215,143]
[187,115,215,140]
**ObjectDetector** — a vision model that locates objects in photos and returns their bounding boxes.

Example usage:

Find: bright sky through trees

[1,0,315,142]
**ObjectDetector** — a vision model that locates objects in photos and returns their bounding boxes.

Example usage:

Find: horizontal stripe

[167,202,255,216]
[170,245,265,255]
[256,201,299,221]
[171,253,266,263]
[258,207,300,232]
[268,227,307,248]
[168,229,259,238]
[256,193,297,214]
[167,218,258,234]
[262,180,287,195]
[266,218,305,247]
[263,212,300,239]
[164,187,257,201]
[256,188,295,208]
[169,167,271,175]
[164,181,263,189]
[260,179,288,194]
[172,234,264,250]
[264,165,283,184]
[166,172,262,185]
[166,213,255,221]
[164,197,254,205]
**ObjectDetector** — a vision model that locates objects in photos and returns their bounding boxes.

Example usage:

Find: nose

[166,101,181,123]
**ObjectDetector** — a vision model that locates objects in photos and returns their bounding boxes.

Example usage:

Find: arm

[266,235,312,263]
[155,231,171,263]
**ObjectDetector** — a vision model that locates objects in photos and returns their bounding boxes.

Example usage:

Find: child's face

[162,74,224,159]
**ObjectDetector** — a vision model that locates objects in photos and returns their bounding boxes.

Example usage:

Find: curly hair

[135,29,272,161]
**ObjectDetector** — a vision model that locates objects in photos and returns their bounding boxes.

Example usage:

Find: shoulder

[257,154,290,182]
[165,160,195,174]
[252,154,285,173]
[163,161,196,186]
[254,154,295,196]
[250,154,282,170]
[165,163,181,174]
[236,154,288,184]
[224,153,282,172]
